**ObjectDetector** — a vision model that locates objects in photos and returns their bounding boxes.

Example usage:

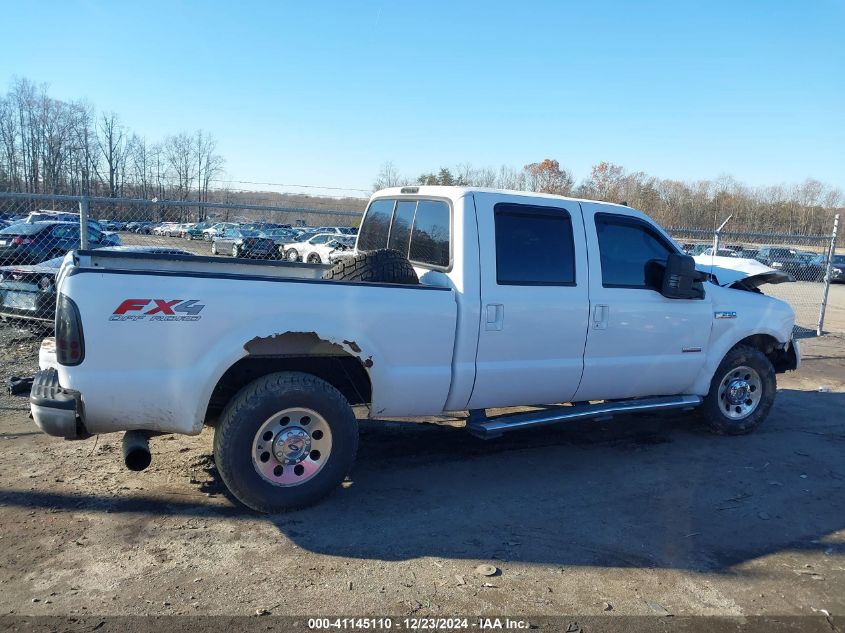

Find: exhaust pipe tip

[122,430,152,471]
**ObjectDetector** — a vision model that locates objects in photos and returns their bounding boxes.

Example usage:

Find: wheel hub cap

[273,427,311,464]
[727,380,750,405]
[718,365,763,420]
[251,407,333,487]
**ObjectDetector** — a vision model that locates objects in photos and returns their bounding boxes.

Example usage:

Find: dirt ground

[0,322,843,622]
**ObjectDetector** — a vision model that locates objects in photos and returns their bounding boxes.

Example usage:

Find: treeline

[0,78,225,209]
[375,159,842,236]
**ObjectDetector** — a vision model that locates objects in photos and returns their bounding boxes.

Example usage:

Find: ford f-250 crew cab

[30,187,799,511]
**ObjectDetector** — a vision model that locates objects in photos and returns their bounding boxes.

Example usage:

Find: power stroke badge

[109,299,206,322]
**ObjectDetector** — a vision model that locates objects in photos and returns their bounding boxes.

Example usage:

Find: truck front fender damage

[203,332,374,427]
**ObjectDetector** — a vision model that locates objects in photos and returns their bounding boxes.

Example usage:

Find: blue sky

[2,0,843,196]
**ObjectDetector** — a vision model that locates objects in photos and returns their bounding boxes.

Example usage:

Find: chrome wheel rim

[251,408,332,487]
[287,250,298,262]
[718,365,762,420]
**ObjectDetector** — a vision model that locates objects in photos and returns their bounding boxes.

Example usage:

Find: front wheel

[213,372,358,512]
[700,345,776,435]
[285,248,300,262]
[232,244,240,258]
[211,242,218,255]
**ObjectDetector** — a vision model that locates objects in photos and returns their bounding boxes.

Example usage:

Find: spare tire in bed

[321,249,419,285]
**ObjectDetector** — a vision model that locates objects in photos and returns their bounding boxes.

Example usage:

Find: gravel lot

[0,320,843,621]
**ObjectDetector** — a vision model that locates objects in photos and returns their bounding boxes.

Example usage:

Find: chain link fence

[667,222,841,337]
[0,191,841,337]
[0,191,362,326]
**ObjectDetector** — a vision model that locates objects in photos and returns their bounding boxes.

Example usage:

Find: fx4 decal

[109,299,206,322]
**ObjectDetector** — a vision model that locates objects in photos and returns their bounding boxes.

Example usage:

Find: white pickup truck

[30,186,799,511]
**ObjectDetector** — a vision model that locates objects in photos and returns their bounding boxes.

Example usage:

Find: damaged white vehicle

[30,187,799,511]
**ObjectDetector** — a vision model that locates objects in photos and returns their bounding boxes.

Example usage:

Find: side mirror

[645,253,706,300]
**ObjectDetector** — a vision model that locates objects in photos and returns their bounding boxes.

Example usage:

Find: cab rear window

[357,198,451,269]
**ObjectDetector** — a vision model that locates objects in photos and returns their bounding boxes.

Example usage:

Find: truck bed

[74,249,329,280]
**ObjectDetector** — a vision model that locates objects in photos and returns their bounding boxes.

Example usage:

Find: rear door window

[494,204,576,285]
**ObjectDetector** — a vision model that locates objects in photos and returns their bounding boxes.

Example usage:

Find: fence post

[78,196,90,250]
[817,213,840,336]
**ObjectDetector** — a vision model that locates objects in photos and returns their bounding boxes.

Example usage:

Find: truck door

[467,195,590,410]
[574,204,712,401]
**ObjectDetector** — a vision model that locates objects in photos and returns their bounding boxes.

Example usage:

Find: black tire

[307,253,322,264]
[700,345,776,435]
[322,248,419,285]
[285,248,299,262]
[211,242,218,255]
[232,244,240,258]
[213,371,358,512]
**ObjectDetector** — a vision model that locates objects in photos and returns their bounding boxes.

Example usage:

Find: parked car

[702,247,742,258]
[202,222,236,241]
[282,233,340,262]
[133,222,157,234]
[0,222,115,266]
[792,251,827,282]
[260,228,299,246]
[182,222,213,240]
[755,246,805,277]
[303,235,356,264]
[829,254,845,283]
[0,246,192,325]
[22,212,120,245]
[687,244,711,256]
[31,186,799,512]
[152,222,183,237]
[211,228,276,258]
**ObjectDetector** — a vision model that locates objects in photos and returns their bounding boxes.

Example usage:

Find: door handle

[593,304,609,329]
[486,304,504,331]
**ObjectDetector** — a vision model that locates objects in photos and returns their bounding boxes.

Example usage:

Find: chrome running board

[466,395,702,439]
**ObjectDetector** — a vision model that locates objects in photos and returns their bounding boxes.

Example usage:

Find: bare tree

[373,161,403,190]
[95,112,126,197]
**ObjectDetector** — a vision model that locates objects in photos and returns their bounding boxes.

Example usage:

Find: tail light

[56,293,85,366]
[12,237,34,245]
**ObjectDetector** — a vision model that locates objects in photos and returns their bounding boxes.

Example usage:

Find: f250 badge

[109,299,205,322]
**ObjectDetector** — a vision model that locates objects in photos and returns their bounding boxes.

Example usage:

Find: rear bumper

[30,368,88,439]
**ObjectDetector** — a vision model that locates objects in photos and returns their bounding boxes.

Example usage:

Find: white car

[152,223,181,237]
[302,236,356,264]
[282,233,339,262]
[30,186,799,512]
[202,223,236,241]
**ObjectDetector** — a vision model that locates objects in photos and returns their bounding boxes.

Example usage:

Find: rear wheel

[232,244,240,258]
[701,345,776,435]
[213,372,358,512]
[307,253,322,264]
[211,242,218,255]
